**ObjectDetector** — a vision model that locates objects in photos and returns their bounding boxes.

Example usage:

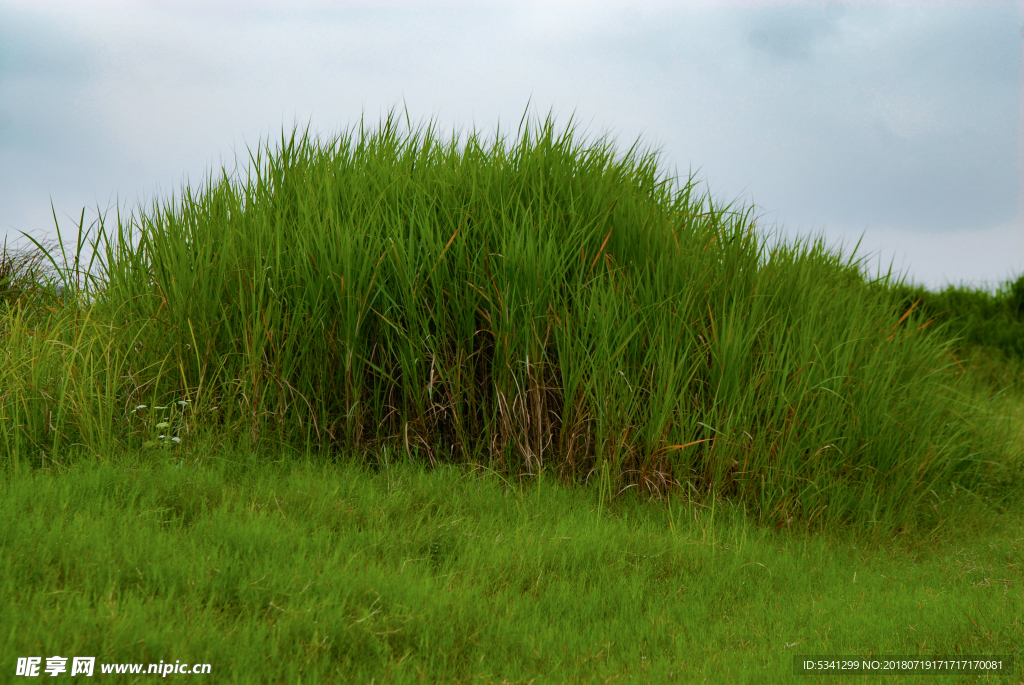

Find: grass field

[2,107,1022,682]
[2,435,1022,683]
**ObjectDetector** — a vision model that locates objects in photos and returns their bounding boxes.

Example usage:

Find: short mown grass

[2,106,1022,682]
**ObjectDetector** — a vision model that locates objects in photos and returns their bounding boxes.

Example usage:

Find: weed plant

[882,275,1024,361]
[3,107,1021,535]
[0,236,64,312]
[878,273,1024,446]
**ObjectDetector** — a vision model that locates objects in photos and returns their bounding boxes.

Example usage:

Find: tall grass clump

[877,274,1024,398]
[4,107,1019,532]
[884,274,1024,359]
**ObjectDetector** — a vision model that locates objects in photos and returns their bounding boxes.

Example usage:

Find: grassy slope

[4,110,1021,532]
[2,109,1023,682]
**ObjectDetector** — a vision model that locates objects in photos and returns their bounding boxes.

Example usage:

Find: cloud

[0,6,105,86]
[744,4,848,62]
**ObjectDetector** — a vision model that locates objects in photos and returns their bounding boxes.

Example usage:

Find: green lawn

[3,433,1021,683]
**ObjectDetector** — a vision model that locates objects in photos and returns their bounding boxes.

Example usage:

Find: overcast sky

[2,0,1022,292]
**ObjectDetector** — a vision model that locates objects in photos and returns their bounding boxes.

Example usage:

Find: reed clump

[3,107,1019,533]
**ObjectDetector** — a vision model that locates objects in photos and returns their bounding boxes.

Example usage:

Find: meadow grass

[2,106,1023,682]
[2,435,1021,683]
